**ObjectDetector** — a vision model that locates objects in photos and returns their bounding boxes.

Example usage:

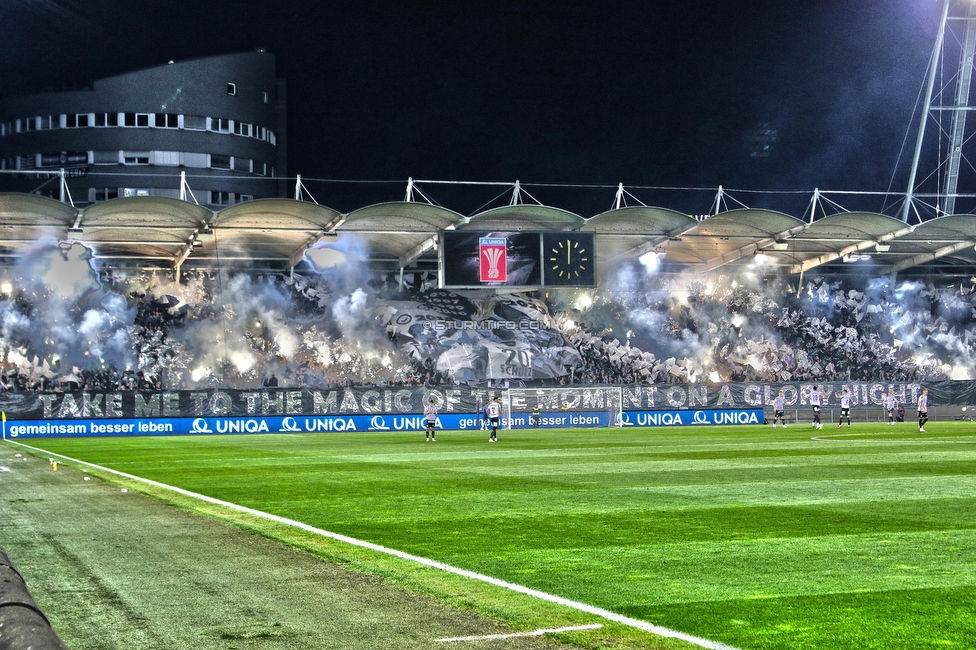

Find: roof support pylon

[58,169,74,206]
[180,171,199,205]
[902,0,953,222]
[510,180,522,206]
[293,175,319,204]
[940,1,976,216]
[613,183,625,210]
[710,185,724,216]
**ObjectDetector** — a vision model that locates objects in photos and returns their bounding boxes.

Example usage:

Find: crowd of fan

[0,272,973,392]
[557,278,966,385]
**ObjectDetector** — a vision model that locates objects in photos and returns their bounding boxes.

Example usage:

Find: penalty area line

[436,623,603,642]
[7,440,740,650]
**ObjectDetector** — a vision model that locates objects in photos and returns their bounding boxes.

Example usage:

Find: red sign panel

[479,237,507,282]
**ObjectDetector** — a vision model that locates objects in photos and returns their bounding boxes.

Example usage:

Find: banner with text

[0,380,969,423]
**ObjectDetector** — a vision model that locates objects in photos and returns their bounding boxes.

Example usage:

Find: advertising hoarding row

[3,408,765,440]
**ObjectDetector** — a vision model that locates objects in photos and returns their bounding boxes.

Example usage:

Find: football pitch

[9,421,976,649]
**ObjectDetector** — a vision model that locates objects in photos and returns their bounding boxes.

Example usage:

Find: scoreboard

[440,231,595,288]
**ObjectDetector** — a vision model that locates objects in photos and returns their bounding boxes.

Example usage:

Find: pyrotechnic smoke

[111,236,410,388]
[1,233,975,390]
[0,242,136,382]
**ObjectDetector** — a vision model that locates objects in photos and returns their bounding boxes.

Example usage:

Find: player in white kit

[424,399,438,441]
[486,396,502,442]
[810,386,823,429]
[885,391,898,425]
[917,388,929,432]
[837,388,851,428]
[772,390,787,427]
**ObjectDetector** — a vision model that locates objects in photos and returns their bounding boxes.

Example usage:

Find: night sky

[0,0,943,216]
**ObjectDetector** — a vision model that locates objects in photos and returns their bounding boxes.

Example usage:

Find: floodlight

[875,243,890,252]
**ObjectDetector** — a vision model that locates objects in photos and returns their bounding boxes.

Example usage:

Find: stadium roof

[581,207,697,275]
[0,193,77,256]
[461,205,584,231]
[201,198,341,267]
[0,193,973,280]
[340,202,464,267]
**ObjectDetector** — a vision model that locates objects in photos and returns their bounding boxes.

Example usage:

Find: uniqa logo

[190,418,213,433]
[636,412,685,426]
[615,413,635,426]
[216,419,269,433]
[714,411,760,424]
[279,417,301,432]
[303,418,357,432]
[369,416,391,431]
[393,416,431,430]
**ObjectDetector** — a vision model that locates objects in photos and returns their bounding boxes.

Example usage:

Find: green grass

[16,422,976,649]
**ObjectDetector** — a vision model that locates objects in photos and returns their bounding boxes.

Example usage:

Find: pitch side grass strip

[436,623,604,643]
[9,440,739,650]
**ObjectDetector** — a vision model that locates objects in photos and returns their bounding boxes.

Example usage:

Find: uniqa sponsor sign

[615,409,764,427]
[3,409,763,439]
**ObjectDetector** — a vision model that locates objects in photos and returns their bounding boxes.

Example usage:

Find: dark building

[0,52,286,207]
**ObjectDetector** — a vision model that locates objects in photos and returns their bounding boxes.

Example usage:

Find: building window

[157,113,179,128]
[91,188,120,202]
[92,151,120,164]
[211,117,231,133]
[123,113,150,127]
[227,83,236,96]
[94,113,119,127]
[122,151,150,165]
[238,194,254,202]
[122,188,150,197]
[63,114,90,128]
[212,191,231,205]
[262,91,269,104]
[232,157,250,172]
[183,115,207,130]
[26,116,54,131]
[210,154,231,170]
[234,121,251,137]
[183,152,208,168]
[153,151,180,166]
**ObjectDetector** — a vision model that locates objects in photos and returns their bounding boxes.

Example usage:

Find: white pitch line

[6,440,740,650]
[0,466,9,472]
[436,623,603,642]
[810,433,974,443]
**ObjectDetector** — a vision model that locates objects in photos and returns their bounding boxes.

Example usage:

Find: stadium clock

[543,232,595,287]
